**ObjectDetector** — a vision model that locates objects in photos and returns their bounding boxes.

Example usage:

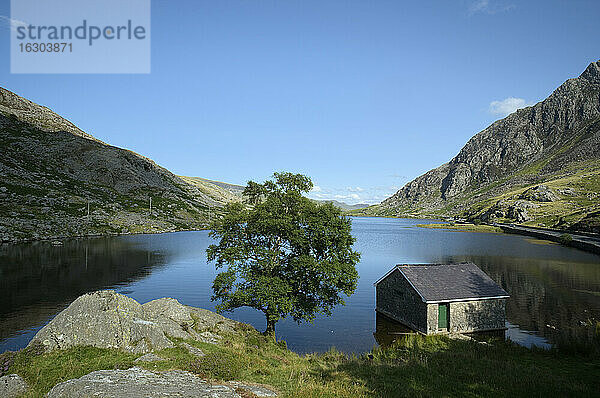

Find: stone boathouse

[374,263,509,334]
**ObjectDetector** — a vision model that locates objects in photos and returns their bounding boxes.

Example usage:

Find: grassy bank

[2,324,599,397]
[416,223,503,233]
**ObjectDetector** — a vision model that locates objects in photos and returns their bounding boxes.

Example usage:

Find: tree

[206,172,360,334]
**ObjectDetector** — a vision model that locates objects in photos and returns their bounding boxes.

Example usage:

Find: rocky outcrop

[479,200,538,223]
[19,291,280,397]
[380,60,600,221]
[519,185,559,202]
[46,367,278,397]
[0,374,28,398]
[28,291,237,353]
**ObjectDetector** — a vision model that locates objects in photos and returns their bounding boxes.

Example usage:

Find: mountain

[313,200,370,211]
[364,60,600,232]
[0,87,238,242]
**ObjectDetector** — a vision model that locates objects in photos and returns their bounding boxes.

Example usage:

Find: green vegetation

[559,233,573,245]
[207,172,360,334]
[416,223,503,233]
[2,344,137,397]
[525,238,558,246]
[3,325,599,397]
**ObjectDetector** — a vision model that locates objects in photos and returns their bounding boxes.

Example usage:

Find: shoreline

[1,292,598,397]
[416,222,504,233]
[0,226,211,245]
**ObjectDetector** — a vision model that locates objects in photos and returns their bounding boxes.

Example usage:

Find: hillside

[361,60,600,232]
[0,87,236,242]
[179,176,244,203]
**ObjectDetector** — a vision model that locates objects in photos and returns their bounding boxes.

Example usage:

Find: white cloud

[346,186,364,192]
[0,15,28,32]
[468,0,490,14]
[306,184,401,205]
[489,97,532,116]
[467,0,515,16]
[311,185,322,192]
[334,193,360,200]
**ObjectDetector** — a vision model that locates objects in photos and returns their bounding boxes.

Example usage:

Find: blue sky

[0,0,598,204]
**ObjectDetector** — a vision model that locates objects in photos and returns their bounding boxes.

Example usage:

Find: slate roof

[376,263,509,303]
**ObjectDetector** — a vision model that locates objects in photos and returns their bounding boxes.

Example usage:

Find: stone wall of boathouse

[376,269,428,333]
[423,299,507,334]
[447,299,506,333]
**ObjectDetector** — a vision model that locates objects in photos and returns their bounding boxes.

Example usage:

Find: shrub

[559,233,573,245]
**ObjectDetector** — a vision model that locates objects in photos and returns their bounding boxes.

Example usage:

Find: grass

[525,238,558,246]
[3,324,599,397]
[455,159,600,229]
[416,223,503,233]
[3,345,137,397]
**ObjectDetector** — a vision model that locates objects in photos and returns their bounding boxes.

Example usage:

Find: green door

[438,304,449,329]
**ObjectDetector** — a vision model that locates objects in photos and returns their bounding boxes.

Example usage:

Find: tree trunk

[264,315,276,335]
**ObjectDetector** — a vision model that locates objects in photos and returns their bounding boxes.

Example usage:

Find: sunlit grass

[3,324,599,397]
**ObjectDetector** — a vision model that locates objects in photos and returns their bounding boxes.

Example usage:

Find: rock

[507,201,534,222]
[0,374,28,398]
[228,381,279,397]
[479,199,536,223]
[198,331,223,344]
[28,291,238,353]
[46,367,277,398]
[134,353,165,362]
[558,188,576,196]
[181,342,205,357]
[519,185,560,202]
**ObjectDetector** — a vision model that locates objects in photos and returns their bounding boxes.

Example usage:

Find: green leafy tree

[206,172,360,334]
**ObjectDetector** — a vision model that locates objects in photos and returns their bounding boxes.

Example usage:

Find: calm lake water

[1,217,599,354]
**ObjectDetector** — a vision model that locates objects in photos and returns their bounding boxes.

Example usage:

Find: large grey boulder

[28,291,238,353]
[0,374,28,398]
[46,367,278,397]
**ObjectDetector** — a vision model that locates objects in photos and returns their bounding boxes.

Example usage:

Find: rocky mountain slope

[0,87,239,242]
[366,60,600,231]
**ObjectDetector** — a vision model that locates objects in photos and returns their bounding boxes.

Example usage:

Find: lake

[1,217,599,354]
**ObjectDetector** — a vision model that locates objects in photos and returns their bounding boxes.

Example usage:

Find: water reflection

[373,312,417,347]
[0,237,169,351]
[0,218,599,354]
[373,312,507,347]
[452,256,600,349]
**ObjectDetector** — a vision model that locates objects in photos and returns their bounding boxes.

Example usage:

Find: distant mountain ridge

[365,60,600,231]
[0,87,238,242]
[314,200,370,211]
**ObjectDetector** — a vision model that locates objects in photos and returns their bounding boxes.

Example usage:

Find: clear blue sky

[0,0,598,204]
